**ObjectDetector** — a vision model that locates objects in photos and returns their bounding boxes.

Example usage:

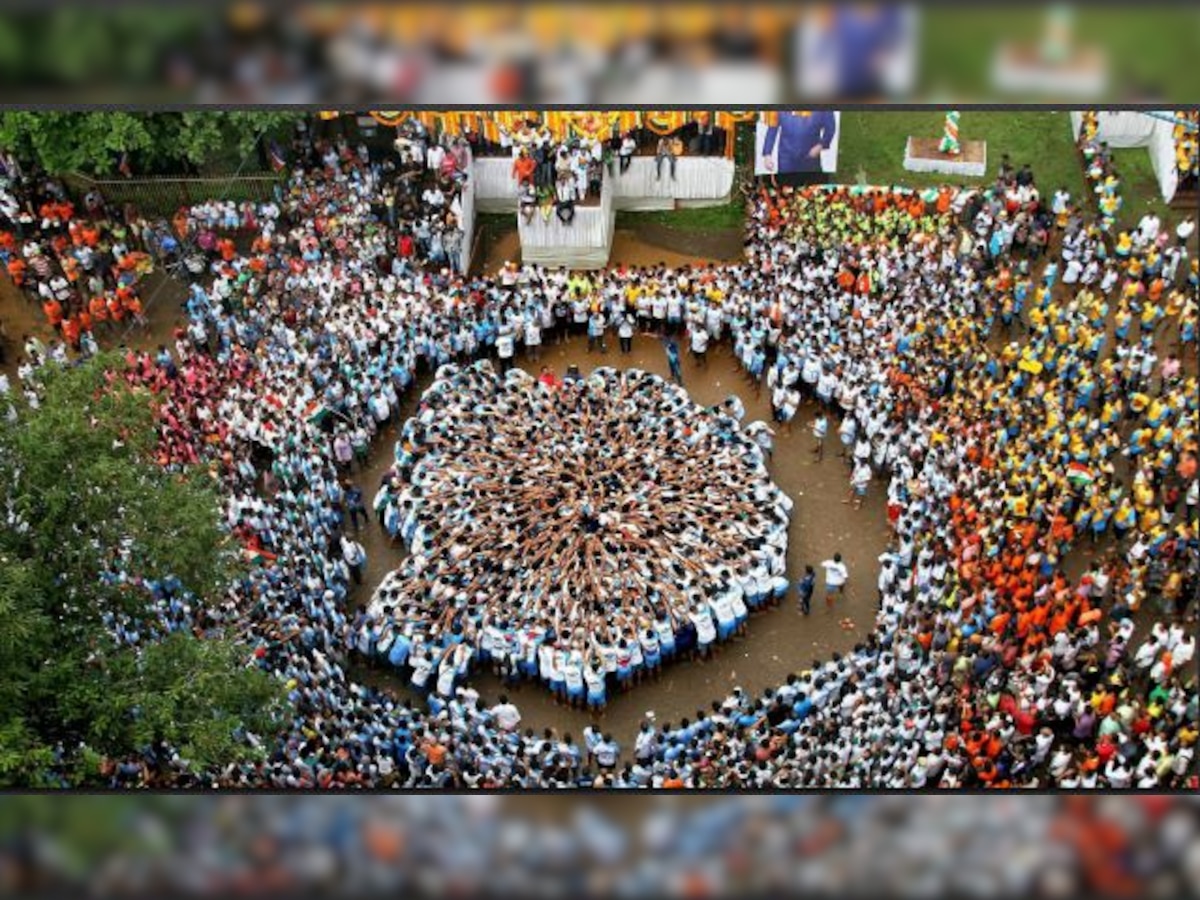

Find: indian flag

[1067,461,1094,487]
[304,400,330,427]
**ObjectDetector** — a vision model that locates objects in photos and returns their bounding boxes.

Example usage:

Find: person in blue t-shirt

[796,565,816,615]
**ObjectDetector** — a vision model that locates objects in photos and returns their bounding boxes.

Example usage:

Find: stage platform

[903,137,988,178]
[516,176,615,269]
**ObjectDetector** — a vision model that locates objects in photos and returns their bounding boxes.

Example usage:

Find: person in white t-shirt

[689,324,709,366]
[821,553,849,608]
[495,326,515,373]
[523,317,542,362]
[491,694,521,731]
[690,604,717,659]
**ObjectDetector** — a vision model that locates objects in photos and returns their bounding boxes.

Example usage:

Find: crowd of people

[509,128,606,227]
[7,795,1200,897]
[2,119,1197,788]
[1077,111,1123,234]
[0,155,155,366]
[363,362,790,708]
[1174,110,1198,194]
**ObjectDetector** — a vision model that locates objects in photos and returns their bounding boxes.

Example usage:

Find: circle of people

[365,361,790,706]
[3,128,1197,789]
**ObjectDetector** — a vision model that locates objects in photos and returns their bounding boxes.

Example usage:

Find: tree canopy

[0,110,300,177]
[0,354,283,786]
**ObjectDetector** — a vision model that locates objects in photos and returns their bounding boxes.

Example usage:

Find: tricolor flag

[304,400,330,427]
[1066,461,1094,487]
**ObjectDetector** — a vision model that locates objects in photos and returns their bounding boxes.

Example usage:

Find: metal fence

[61,172,284,217]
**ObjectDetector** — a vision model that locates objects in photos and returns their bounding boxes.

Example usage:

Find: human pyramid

[5,124,1196,788]
[366,361,791,705]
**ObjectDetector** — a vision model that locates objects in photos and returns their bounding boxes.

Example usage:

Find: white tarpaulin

[1070,110,1154,147]
[1070,111,1179,202]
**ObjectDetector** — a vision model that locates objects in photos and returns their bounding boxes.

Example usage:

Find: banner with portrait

[754,110,841,175]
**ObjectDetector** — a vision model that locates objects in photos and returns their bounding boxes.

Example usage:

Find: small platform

[991,43,1107,98]
[903,137,988,178]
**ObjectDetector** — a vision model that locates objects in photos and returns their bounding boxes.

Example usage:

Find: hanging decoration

[369,111,409,127]
[643,111,686,135]
[568,111,621,141]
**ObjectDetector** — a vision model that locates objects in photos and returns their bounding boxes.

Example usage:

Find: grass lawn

[838,110,1186,235]
[615,202,744,232]
[837,110,1087,199]
[1106,145,1175,233]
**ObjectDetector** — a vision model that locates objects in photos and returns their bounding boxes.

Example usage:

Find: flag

[304,400,330,427]
[117,151,132,179]
[1067,461,1094,487]
[267,140,287,172]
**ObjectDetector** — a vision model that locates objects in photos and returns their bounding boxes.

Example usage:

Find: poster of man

[755,110,841,175]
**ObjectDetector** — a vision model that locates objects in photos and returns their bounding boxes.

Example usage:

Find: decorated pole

[938,111,961,156]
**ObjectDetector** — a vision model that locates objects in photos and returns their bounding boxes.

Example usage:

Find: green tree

[0,110,300,176]
[0,354,283,786]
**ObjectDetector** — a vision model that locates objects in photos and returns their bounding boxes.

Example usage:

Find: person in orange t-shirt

[512,150,536,186]
[124,294,145,327]
[42,297,64,330]
[61,315,81,349]
[89,294,109,327]
[6,256,27,287]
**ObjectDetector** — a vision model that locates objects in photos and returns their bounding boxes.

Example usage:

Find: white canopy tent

[1070,110,1180,203]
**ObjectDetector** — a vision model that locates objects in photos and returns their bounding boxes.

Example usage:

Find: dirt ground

[0,268,188,374]
[348,333,894,750]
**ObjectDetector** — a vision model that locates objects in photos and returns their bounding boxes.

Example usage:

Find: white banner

[755,111,841,176]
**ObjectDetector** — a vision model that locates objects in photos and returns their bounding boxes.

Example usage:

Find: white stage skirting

[611,157,735,211]
[473,155,734,212]
[473,157,521,212]
[517,177,614,269]
[903,138,987,178]
[454,170,475,274]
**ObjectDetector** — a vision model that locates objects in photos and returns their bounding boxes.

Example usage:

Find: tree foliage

[0,354,283,786]
[0,110,299,176]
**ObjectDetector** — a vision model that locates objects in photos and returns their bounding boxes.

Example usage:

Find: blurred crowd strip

[2,795,1200,896]
[0,2,1197,104]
